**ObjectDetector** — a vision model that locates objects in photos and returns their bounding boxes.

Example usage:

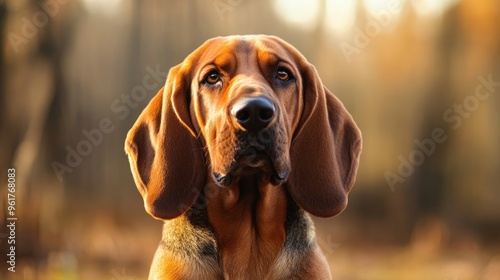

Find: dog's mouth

[212,131,289,187]
[213,151,288,187]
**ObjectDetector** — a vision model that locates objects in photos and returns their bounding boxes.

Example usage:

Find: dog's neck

[205,174,288,279]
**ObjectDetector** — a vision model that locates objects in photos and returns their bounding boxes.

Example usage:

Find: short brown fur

[125,35,362,279]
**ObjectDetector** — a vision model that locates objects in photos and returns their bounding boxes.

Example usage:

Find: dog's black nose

[231,97,275,132]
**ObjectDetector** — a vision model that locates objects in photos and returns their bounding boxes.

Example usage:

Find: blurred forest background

[0,0,499,279]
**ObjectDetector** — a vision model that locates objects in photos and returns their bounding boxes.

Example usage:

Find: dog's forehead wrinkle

[230,37,253,54]
[196,37,294,84]
[211,38,253,65]
[255,38,292,62]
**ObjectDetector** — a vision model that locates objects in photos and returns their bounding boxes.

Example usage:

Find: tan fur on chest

[205,176,287,279]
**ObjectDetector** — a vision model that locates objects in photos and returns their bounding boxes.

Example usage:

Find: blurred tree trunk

[405,6,459,251]
[127,0,142,91]
[0,0,74,273]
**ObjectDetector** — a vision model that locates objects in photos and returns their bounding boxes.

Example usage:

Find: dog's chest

[159,185,316,279]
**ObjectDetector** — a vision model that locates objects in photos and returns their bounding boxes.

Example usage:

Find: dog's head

[125,35,362,220]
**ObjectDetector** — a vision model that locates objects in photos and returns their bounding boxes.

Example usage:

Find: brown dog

[125,35,362,279]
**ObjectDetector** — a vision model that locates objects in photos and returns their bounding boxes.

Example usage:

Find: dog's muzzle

[212,96,288,187]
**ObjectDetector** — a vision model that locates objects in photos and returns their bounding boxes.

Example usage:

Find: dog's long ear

[285,64,362,218]
[125,65,205,220]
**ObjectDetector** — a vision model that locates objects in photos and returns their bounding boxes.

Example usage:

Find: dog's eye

[276,68,291,82]
[205,70,221,85]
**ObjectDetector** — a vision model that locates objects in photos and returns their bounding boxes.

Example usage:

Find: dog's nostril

[235,109,251,123]
[259,108,274,122]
